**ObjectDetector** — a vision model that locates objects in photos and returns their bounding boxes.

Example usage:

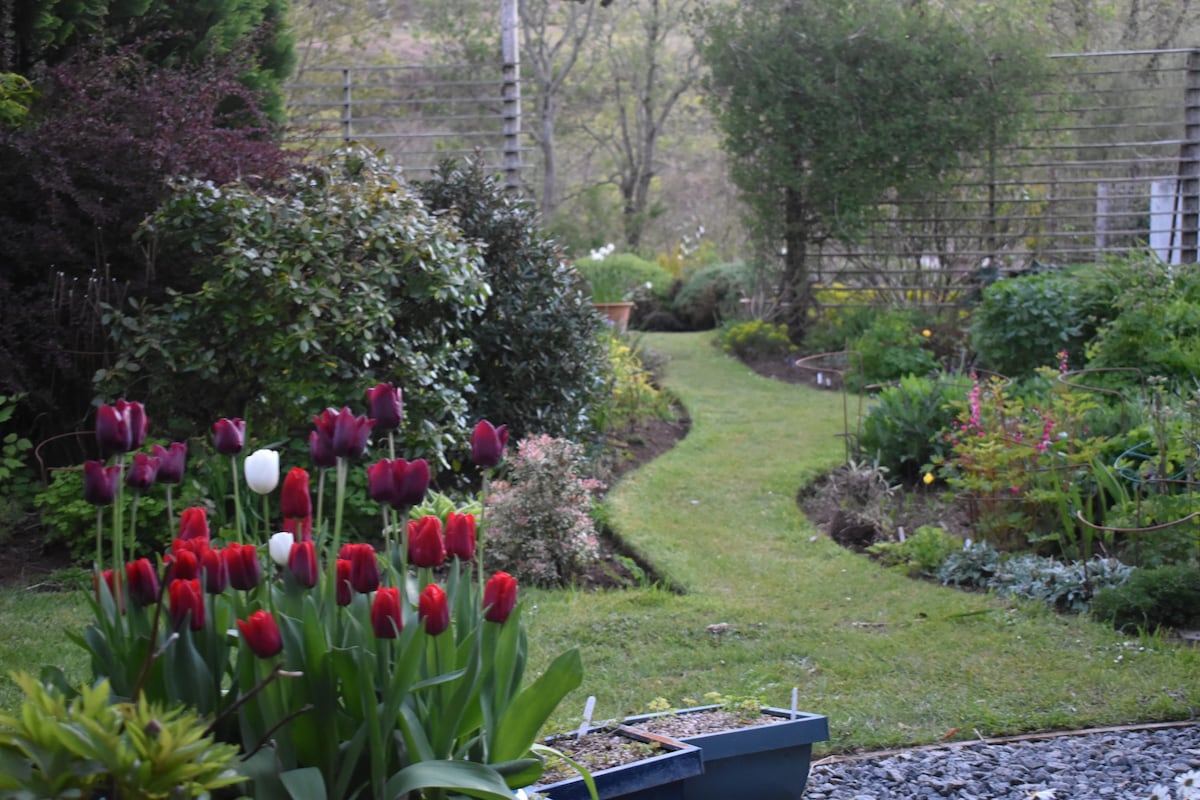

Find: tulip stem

[315,468,326,543]
[230,455,244,544]
[381,506,391,586]
[333,459,348,557]
[128,494,140,561]
[95,507,103,575]
[113,454,126,592]
[261,494,271,543]
[165,485,174,532]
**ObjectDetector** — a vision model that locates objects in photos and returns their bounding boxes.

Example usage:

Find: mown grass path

[531,332,1200,753]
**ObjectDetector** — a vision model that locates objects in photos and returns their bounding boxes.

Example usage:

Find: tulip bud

[152,442,187,485]
[237,609,283,658]
[470,420,509,468]
[418,584,449,636]
[178,507,209,542]
[95,403,131,457]
[165,549,200,583]
[371,586,402,638]
[366,383,403,431]
[444,512,476,561]
[288,540,319,589]
[280,467,312,522]
[120,400,148,451]
[312,407,373,461]
[483,571,518,624]
[168,578,205,631]
[83,461,120,506]
[212,418,245,456]
[394,458,430,509]
[407,515,445,568]
[124,452,161,492]
[343,542,380,593]
[268,531,295,567]
[224,542,261,591]
[244,449,280,494]
[367,459,398,506]
[335,559,353,606]
[125,558,160,608]
[202,548,228,594]
[308,430,336,469]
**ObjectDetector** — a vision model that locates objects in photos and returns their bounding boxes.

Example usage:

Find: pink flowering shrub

[484,435,603,586]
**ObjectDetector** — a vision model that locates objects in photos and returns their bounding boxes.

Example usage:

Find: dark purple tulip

[341,542,380,593]
[366,459,398,506]
[224,542,261,590]
[212,418,245,456]
[366,383,403,431]
[152,442,188,484]
[308,430,337,469]
[121,400,148,451]
[288,540,319,589]
[393,458,430,509]
[202,548,228,595]
[312,407,373,460]
[470,420,509,468]
[83,460,120,506]
[95,403,132,457]
[124,452,161,491]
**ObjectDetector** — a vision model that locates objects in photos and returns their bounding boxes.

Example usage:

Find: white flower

[1027,790,1055,800]
[1178,772,1200,798]
[269,531,295,566]
[244,449,280,494]
[1148,785,1172,800]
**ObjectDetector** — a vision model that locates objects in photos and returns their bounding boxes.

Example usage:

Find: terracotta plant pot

[592,301,635,333]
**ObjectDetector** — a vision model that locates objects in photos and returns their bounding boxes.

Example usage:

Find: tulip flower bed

[24,385,586,799]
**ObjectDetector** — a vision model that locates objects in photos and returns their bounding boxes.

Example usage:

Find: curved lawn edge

[529,331,1200,754]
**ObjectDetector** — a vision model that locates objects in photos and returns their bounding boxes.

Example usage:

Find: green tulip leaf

[281,767,328,800]
[383,759,515,800]
[490,648,583,764]
[489,756,543,789]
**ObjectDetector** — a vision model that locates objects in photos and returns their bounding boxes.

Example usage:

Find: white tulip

[244,449,280,494]
[269,531,295,566]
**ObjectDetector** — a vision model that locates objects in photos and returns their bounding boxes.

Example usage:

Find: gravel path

[807,723,1200,800]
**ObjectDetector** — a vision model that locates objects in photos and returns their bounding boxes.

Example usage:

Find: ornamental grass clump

[484,435,602,587]
[41,387,584,800]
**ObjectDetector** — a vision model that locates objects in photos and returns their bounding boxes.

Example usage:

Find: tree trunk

[781,185,810,333]
[540,94,557,217]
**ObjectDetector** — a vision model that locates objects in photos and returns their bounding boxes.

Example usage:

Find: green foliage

[0,394,34,545]
[485,435,602,587]
[577,253,674,303]
[1091,565,1200,632]
[717,320,796,361]
[969,270,1103,378]
[670,261,755,329]
[1085,262,1200,387]
[100,148,487,466]
[0,74,34,128]
[414,159,609,447]
[859,373,972,484]
[0,672,243,799]
[937,541,1002,588]
[802,304,879,355]
[599,334,676,432]
[867,525,959,578]
[846,309,939,391]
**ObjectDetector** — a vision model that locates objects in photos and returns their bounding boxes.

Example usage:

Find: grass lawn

[2,331,1197,755]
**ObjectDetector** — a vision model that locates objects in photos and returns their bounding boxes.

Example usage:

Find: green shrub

[99,148,487,466]
[576,253,674,303]
[969,270,1100,379]
[1091,564,1200,632]
[803,305,879,355]
[0,394,35,545]
[859,372,972,484]
[599,334,675,431]
[846,308,939,391]
[718,320,797,361]
[671,261,755,329]
[867,525,959,577]
[415,160,609,447]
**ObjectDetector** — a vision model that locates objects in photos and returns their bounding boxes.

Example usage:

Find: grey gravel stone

[808,724,1200,799]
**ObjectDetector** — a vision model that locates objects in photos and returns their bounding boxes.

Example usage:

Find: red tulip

[407,515,445,568]
[470,420,509,468]
[308,430,336,469]
[212,418,245,456]
[394,458,430,509]
[312,406,373,461]
[280,468,312,540]
[170,534,209,559]
[165,549,200,583]
[224,542,261,590]
[444,512,476,561]
[152,442,188,484]
[124,558,160,608]
[178,507,209,542]
[341,542,380,593]
[483,571,518,623]
[202,548,228,594]
[288,540,319,589]
[335,559,353,606]
[124,452,161,491]
[93,569,124,612]
[237,610,283,658]
[367,459,398,506]
[418,584,449,636]
[371,586,402,638]
[168,578,205,631]
[82,461,120,506]
[366,383,403,431]
[96,403,131,457]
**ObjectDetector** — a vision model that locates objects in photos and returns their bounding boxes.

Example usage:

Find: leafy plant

[0,672,243,799]
[415,159,610,447]
[484,435,603,587]
[846,308,939,391]
[937,541,1002,588]
[0,395,34,544]
[577,253,673,303]
[868,525,959,578]
[717,320,797,361]
[858,373,972,484]
[599,334,676,432]
[989,554,1134,614]
[1091,565,1200,632]
[670,261,755,330]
